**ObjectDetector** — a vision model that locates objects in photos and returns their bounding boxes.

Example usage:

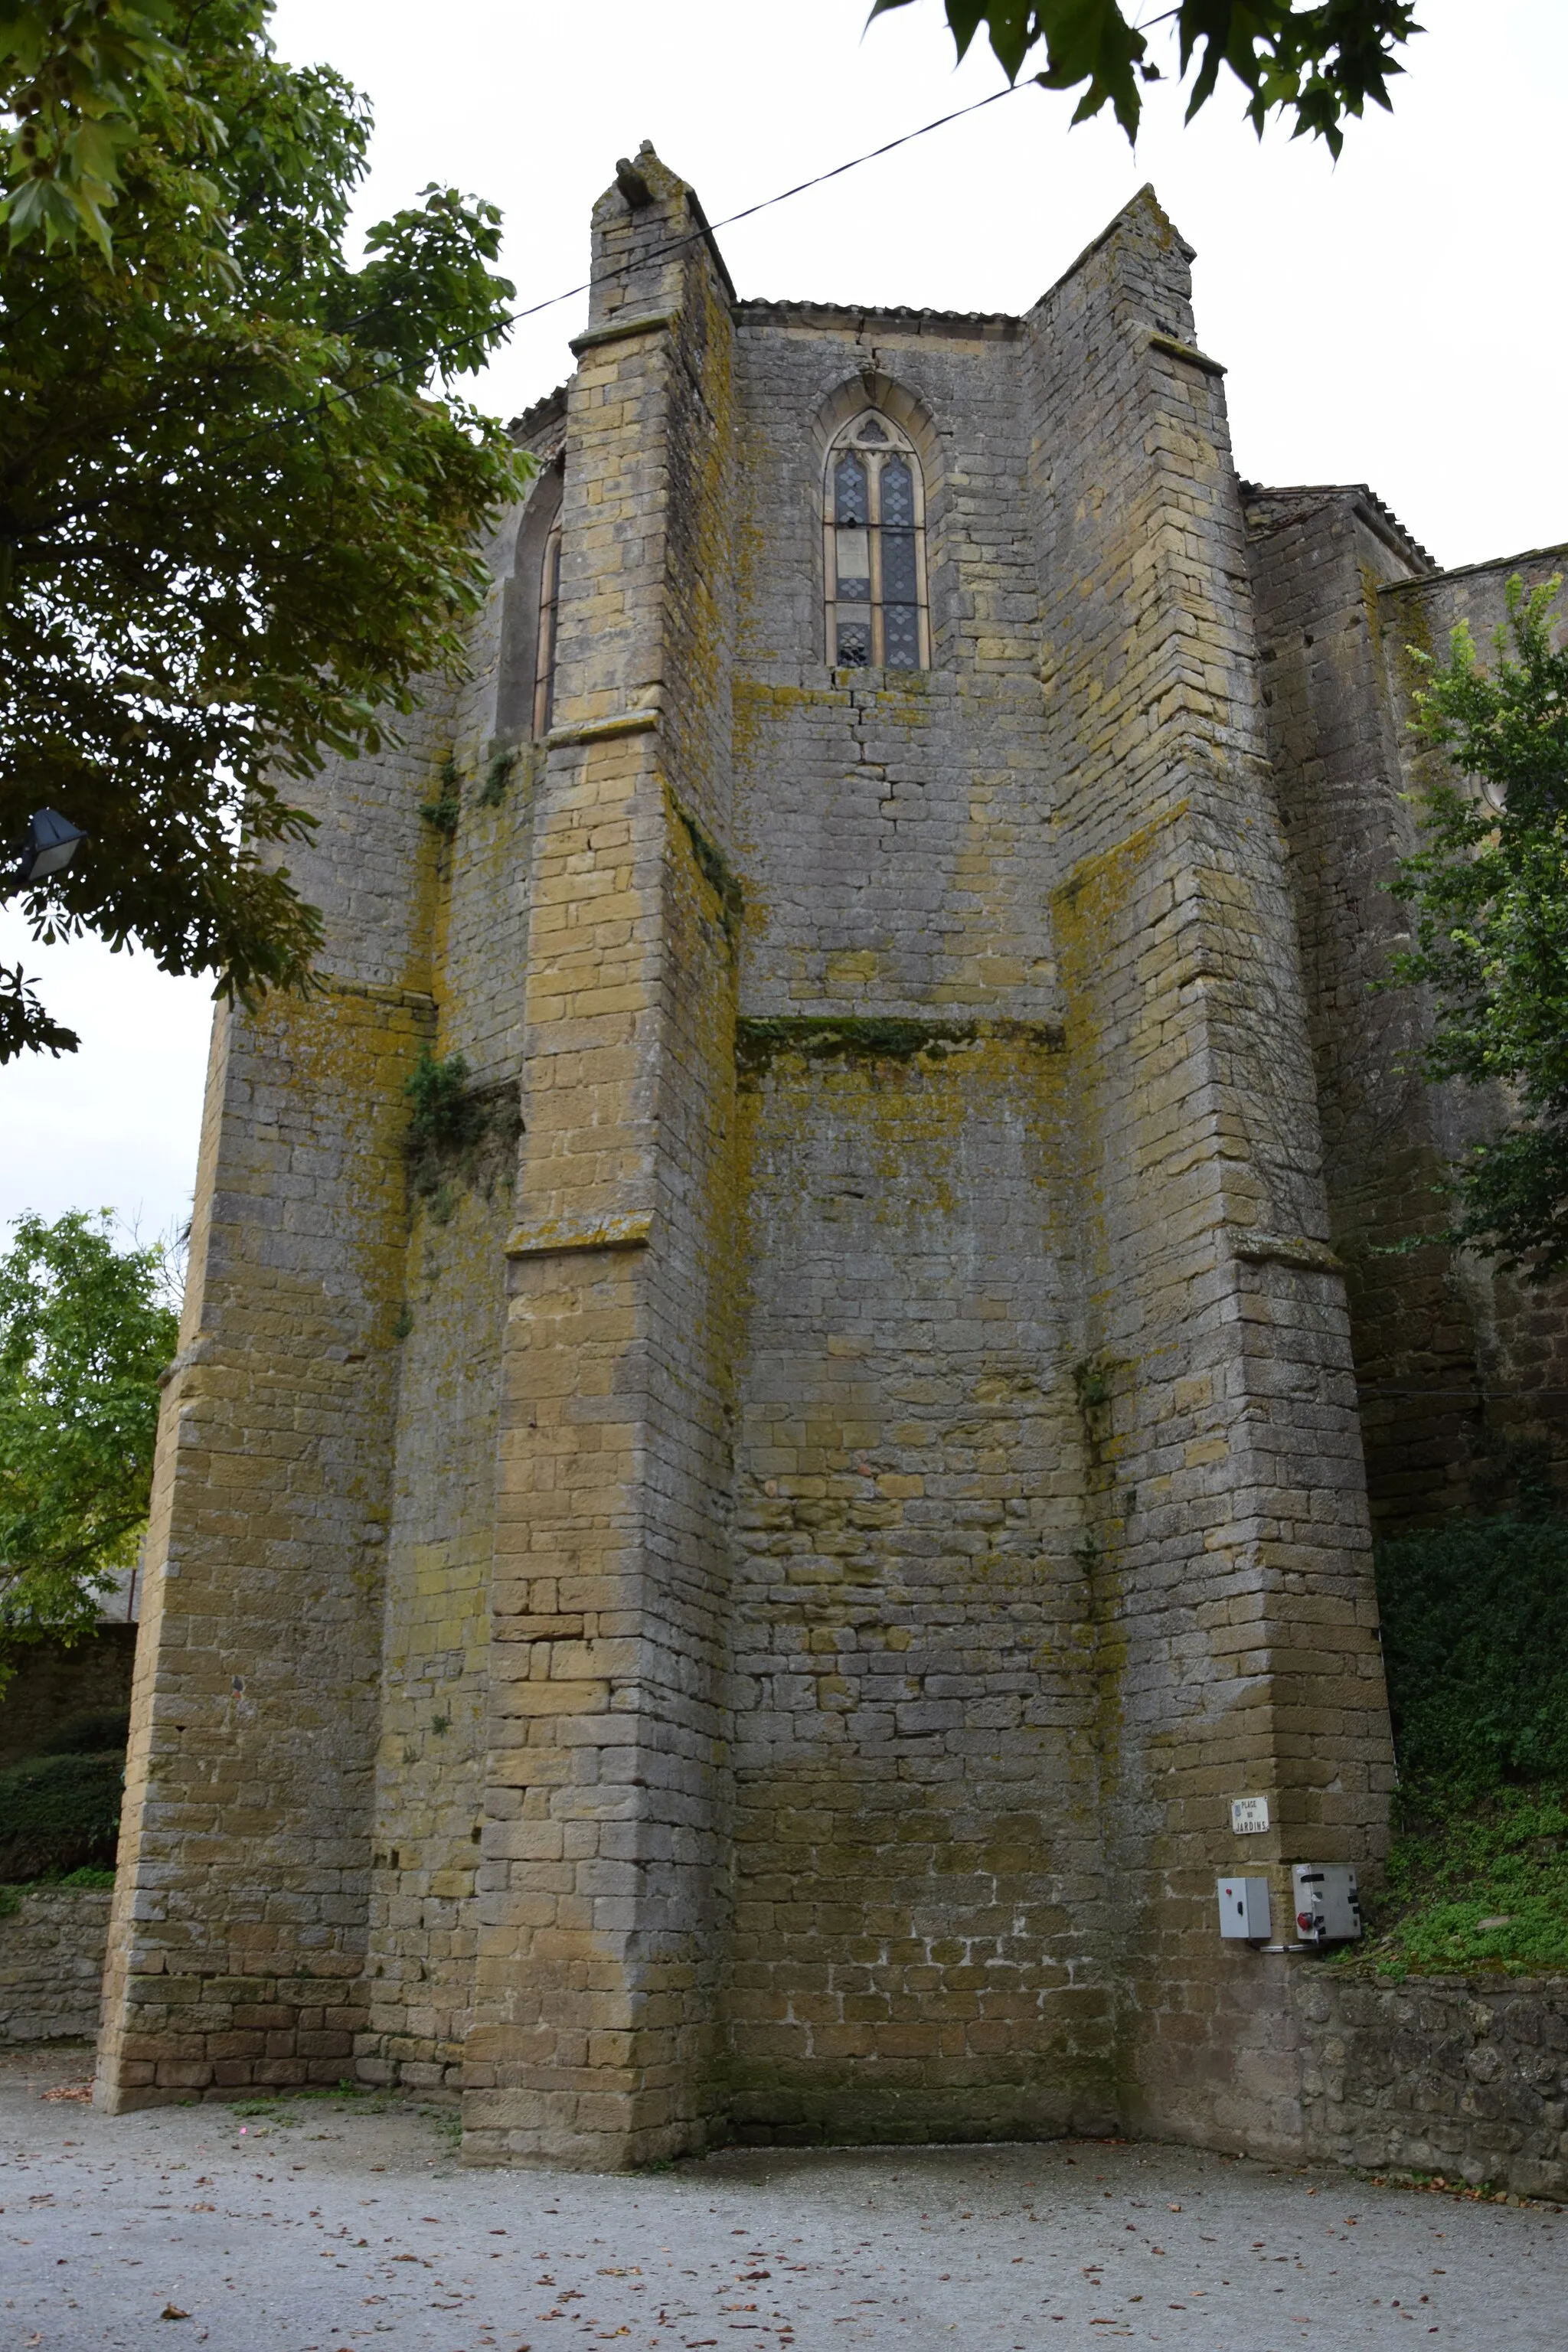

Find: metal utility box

[1292,1864,1362,1945]
[1217,1876,1272,1941]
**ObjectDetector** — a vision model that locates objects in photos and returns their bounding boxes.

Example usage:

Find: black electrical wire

[1361,1388,1568,1402]
[3,78,1032,544]
[489,80,1027,344]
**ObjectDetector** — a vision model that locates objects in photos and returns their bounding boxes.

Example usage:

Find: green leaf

[871,0,1422,148]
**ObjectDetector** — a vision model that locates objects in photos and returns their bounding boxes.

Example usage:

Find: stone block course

[1295,1967,1568,2200]
[0,1890,112,2043]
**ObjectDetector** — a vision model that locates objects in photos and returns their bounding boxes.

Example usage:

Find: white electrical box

[1292,1863,1362,1945]
[1217,1876,1272,1941]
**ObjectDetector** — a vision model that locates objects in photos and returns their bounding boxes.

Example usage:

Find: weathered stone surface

[90,146,1565,2169]
[1,1889,111,2043]
[1245,488,1568,1527]
[1294,1967,1568,2200]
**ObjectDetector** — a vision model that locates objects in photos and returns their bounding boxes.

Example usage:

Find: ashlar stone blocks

[96,145,1562,2169]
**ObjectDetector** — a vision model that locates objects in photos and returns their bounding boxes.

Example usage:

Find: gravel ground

[2,2043,1563,2350]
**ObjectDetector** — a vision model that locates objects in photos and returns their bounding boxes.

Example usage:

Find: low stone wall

[1293,1967,1568,2200]
[5,1883,1565,2189]
[0,1888,111,2043]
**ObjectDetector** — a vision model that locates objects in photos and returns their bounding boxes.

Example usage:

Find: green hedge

[0,1750,123,1882]
[36,1707,131,1757]
[1375,1514,1568,1792]
[1364,1514,1568,1975]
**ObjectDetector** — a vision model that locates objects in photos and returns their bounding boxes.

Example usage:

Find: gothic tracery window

[824,411,928,671]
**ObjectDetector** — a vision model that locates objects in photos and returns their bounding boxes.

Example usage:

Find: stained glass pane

[826,430,923,674]
[884,605,920,669]
[835,524,871,599]
[881,528,918,606]
[835,454,868,526]
[880,457,915,529]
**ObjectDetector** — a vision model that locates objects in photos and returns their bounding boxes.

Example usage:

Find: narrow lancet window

[823,412,928,670]
[532,511,563,737]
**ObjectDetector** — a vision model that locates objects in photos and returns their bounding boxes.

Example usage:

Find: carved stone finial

[615,156,652,208]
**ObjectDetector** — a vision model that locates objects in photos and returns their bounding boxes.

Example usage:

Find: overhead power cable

[7,79,1031,544]
[1361,1387,1568,1402]
[490,80,1027,345]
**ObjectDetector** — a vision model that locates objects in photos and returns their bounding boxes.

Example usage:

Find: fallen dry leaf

[41,2082,93,2103]
[161,2304,190,2320]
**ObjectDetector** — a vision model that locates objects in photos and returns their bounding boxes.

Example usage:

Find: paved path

[2,2043,1563,2350]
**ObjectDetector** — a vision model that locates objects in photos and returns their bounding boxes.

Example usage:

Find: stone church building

[94,149,1568,2164]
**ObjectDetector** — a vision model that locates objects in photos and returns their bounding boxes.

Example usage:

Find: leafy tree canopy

[0,0,187,256]
[1390,580,1568,1279]
[0,1210,179,1692]
[1,1,531,1061]
[871,0,1422,153]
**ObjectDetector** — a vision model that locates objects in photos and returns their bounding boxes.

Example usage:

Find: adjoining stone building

[93,149,1568,2166]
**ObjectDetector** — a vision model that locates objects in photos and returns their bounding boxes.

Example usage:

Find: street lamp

[8,808,86,885]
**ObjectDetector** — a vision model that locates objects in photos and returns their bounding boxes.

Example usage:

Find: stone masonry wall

[1243,487,1459,1528]
[1295,1966,1568,2201]
[1,1889,111,2043]
[1028,196,1393,2155]
[1247,498,1568,1526]
[464,152,740,2167]
[97,152,1471,2169]
[722,296,1114,2141]
[357,457,553,2096]
[94,671,453,2109]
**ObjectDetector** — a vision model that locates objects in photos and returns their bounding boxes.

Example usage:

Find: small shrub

[402,1047,518,1207]
[478,746,517,806]
[404,1049,485,1155]
[0,1749,122,1880]
[420,755,462,837]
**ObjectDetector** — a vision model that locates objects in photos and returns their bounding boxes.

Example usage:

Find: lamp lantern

[14,808,86,882]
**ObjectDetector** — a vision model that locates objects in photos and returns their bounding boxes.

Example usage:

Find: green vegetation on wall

[402,1047,520,1217]
[420,757,463,838]
[1365,1513,1568,1976]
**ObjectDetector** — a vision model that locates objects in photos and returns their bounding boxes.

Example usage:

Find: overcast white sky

[6,0,1566,1247]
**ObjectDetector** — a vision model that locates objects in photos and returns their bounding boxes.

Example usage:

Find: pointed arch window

[532,509,564,737]
[824,411,929,671]
[495,457,563,744]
